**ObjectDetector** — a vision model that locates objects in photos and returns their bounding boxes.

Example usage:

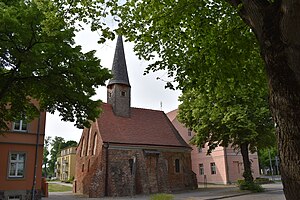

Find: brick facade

[74,139,197,197]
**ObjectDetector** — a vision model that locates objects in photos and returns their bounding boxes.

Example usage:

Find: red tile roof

[97,104,189,148]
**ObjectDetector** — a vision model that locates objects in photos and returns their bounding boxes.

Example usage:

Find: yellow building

[56,146,77,181]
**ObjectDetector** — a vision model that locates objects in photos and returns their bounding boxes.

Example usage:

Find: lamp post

[268,149,274,180]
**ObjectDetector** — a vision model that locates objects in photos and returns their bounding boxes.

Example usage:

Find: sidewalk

[44,183,282,200]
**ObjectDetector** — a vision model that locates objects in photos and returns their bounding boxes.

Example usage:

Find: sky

[45,30,181,142]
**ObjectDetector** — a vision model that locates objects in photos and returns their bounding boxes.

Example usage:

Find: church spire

[107,35,131,118]
[107,35,130,87]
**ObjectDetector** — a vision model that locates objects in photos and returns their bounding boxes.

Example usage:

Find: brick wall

[75,142,197,197]
[74,124,105,197]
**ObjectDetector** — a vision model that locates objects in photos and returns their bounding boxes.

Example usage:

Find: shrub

[255,177,274,184]
[237,179,244,185]
[150,193,174,200]
[238,180,264,192]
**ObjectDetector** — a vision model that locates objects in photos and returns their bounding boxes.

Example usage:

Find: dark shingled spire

[107,35,130,87]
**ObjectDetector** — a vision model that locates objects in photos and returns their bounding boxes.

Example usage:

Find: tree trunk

[264,44,300,200]
[240,143,253,184]
[258,6,300,200]
[227,1,300,198]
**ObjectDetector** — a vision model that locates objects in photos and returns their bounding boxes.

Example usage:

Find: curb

[204,191,252,200]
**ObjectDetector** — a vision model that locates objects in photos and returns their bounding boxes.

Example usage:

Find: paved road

[44,183,284,200]
[229,187,285,200]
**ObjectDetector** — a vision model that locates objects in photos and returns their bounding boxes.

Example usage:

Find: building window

[121,91,126,97]
[210,162,216,175]
[108,92,112,98]
[175,159,180,173]
[8,153,26,178]
[199,163,204,175]
[188,129,192,136]
[13,119,27,131]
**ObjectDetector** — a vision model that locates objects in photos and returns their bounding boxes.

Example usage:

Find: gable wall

[74,121,105,197]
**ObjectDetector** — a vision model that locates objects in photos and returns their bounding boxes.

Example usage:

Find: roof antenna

[160,101,163,111]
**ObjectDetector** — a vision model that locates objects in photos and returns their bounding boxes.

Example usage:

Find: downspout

[104,142,109,196]
[224,147,230,184]
[32,113,41,200]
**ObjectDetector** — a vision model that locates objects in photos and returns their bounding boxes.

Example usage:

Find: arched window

[80,138,85,157]
[128,157,136,175]
[175,159,180,173]
[129,159,134,175]
[165,159,168,172]
[92,133,98,155]
[87,128,91,156]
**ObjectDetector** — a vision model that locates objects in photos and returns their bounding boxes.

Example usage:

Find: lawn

[48,183,72,192]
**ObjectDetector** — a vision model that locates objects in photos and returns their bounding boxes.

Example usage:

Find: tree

[173,14,275,184]
[47,137,78,176]
[43,136,51,177]
[93,0,300,198]
[48,136,65,176]
[258,147,278,175]
[178,73,275,184]
[61,140,78,149]
[0,0,111,130]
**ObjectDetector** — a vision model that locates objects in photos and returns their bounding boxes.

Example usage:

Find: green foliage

[0,0,111,130]
[254,177,274,184]
[100,0,276,153]
[105,0,276,184]
[61,140,78,149]
[46,136,77,175]
[237,179,264,192]
[150,193,174,200]
[110,0,277,176]
[48,136,65,175]
[42,136,51,177]
[258,147,278,169]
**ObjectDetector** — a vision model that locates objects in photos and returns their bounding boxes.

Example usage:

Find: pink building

[167,109,260,184]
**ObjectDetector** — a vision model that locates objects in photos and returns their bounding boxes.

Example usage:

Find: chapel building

[74,36,197,197]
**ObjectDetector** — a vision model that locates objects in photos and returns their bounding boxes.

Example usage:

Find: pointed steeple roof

[107,35,130,87]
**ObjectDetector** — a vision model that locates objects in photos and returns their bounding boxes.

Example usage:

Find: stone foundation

[0,189,42,200]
